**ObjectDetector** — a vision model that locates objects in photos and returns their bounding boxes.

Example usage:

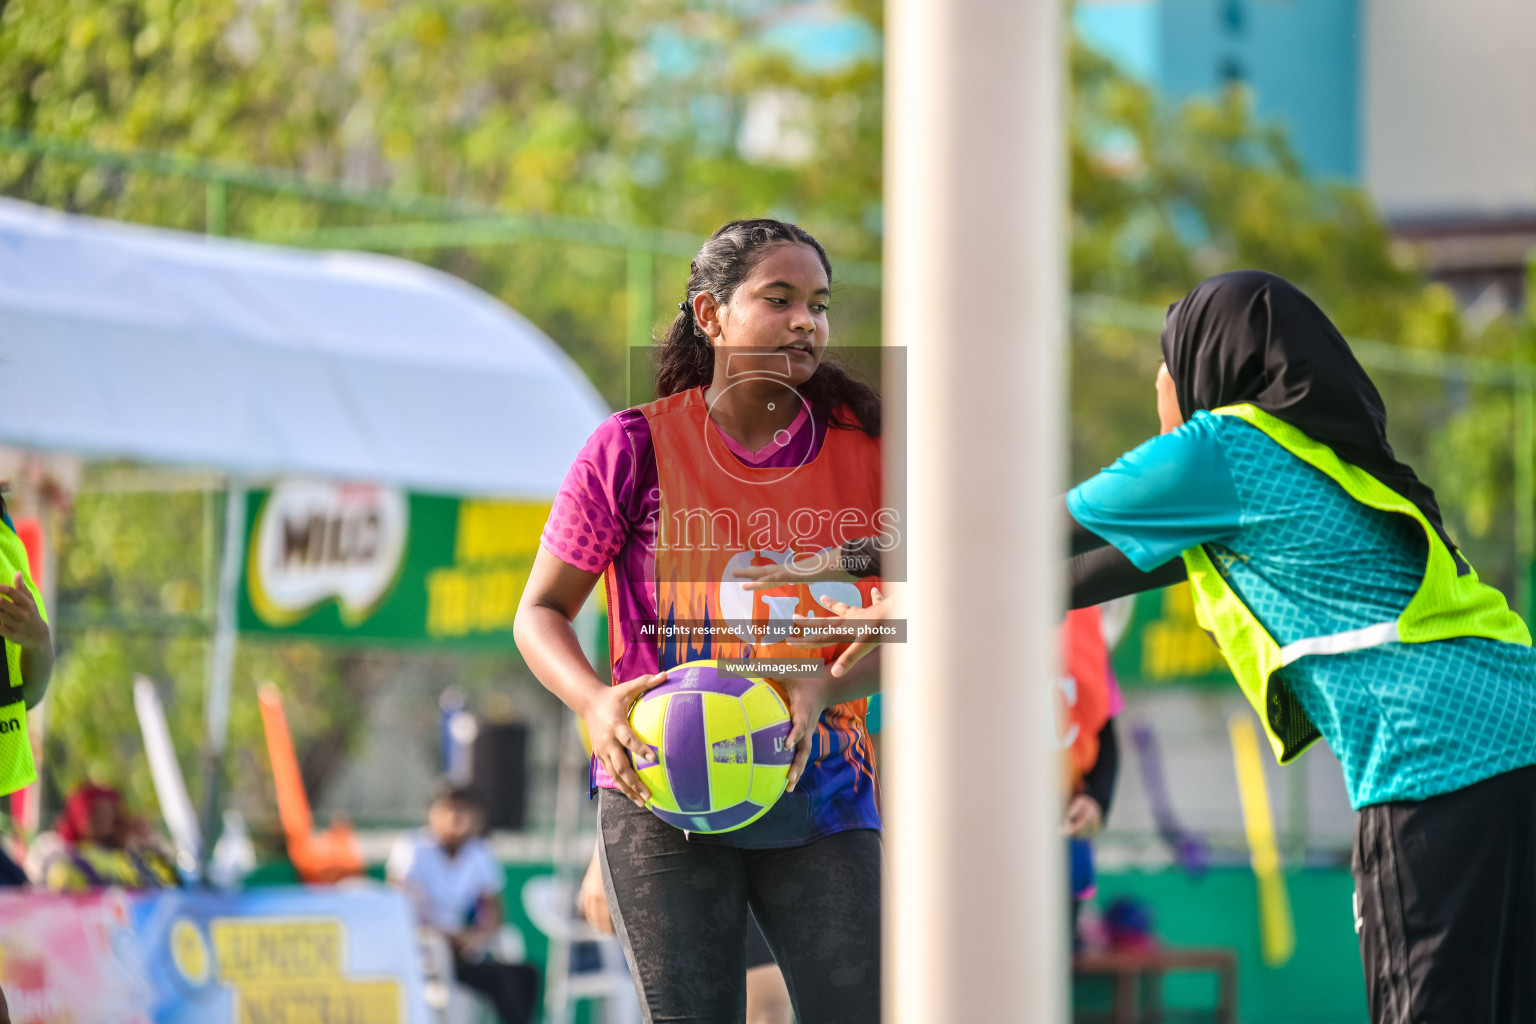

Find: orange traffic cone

[257,683,364,884]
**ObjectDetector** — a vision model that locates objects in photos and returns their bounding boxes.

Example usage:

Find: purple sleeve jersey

[541,409,663,687]
[539,403,821,687]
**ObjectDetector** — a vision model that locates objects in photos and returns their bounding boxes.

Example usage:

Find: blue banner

[0,886,429,1023]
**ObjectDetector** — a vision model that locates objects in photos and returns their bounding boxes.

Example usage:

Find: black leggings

[597,790,882,1024]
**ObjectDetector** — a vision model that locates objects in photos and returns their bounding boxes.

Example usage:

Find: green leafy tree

[1068,41,1533,599]
[44,481,549,844]
[0,0,886,402]
[42,483,384,844]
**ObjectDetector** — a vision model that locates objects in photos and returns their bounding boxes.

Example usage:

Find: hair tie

[678,301,688,312]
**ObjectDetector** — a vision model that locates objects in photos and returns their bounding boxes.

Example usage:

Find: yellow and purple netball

[628,660,795,833]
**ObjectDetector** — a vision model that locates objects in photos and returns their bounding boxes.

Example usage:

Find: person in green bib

[1066,271,1535,1023]
[0,494,52,799]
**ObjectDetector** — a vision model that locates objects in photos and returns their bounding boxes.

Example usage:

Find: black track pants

[597,789,882,1024]
[1353,765,1536,1023]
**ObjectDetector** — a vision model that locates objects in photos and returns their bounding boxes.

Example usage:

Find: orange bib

[1058,606,1113,794]
[623,388,883,745]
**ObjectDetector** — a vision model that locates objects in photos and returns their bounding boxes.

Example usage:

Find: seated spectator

[44,784,178,891]
[388,782,539,1024]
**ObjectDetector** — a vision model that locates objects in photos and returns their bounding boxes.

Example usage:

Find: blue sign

[0,886,429,1023]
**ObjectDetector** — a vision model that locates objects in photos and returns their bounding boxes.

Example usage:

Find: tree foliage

[1068,42,1532,595]
[44,484,390,842]
[0,0,885,403]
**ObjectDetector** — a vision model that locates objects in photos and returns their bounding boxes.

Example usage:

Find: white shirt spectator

[387,829,504,933]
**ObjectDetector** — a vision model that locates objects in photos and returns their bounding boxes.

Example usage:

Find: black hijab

[1161,270,1462,561]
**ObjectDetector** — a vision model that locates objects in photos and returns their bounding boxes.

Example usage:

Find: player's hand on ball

[776,671,835,794]
[791,588,887,677]
[1063,793,1104,837]
[0,572,47,652]
[733,552,856,589]
[584,671,666,808]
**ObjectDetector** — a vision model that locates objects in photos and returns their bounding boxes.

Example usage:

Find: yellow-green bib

[0,521,44,795]
[1183,404,1531,763]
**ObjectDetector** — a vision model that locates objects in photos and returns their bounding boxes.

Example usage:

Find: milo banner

[1109,584,1235,689]
[0,886,428,1023]
[237,481,549,648]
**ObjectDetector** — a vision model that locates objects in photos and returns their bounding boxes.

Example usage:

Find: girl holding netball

[515,220,883,1024]
[1066,270,1536,1022]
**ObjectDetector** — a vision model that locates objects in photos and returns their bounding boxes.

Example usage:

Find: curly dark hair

[654,218,880,437]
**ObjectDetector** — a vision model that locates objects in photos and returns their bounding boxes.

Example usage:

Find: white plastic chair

[521,874,640,1024]
[419,928,468,1024]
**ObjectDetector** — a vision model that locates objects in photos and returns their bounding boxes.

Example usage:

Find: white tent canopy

[0,197,609,496]
[0,197,613,890]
